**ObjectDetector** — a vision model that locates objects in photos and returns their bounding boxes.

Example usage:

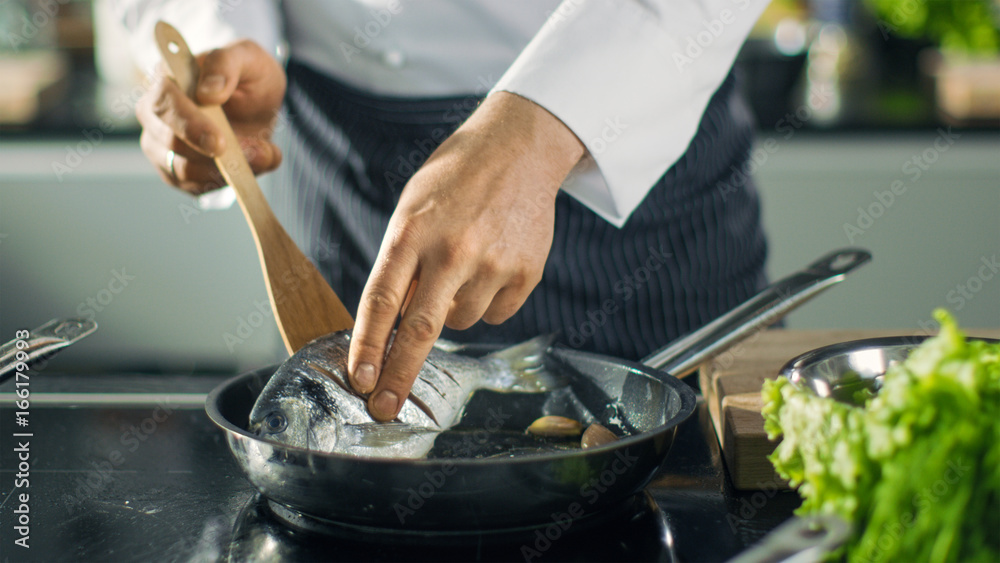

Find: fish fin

[482,333,561,392]
[340,422,441,449]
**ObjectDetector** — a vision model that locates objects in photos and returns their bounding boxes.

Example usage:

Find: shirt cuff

[491,0,771,227]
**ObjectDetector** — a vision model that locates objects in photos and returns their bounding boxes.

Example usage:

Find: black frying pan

[206,248,870,530]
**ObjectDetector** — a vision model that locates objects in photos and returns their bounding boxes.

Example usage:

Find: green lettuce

[866,0,1000,54]
[762,309,1000,562]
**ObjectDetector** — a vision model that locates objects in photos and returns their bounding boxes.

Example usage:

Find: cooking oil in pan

[425,386,633,460]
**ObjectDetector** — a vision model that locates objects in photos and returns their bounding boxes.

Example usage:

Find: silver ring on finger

[166,150,178,183]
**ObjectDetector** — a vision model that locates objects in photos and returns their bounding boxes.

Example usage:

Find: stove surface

[0,374,796,562]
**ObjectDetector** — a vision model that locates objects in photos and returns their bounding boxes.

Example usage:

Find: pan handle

[641,248,871,377]
[0,318,98,384]
[726,514,849,563]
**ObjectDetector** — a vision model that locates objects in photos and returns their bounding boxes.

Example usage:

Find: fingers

[353,266,529,421]
[136,41,286,194]
[343,89,574,422]
[347,216,543,421]
[236,135,283,174]
[140,120,282,194]
[196,45,247,107]
[141,132,215,193]
[400,280,418,316]
[369,279,459,421]
[196,40,288,116]
[347,239,419,397]
[349,225,474,421]
[349,253,530,421]
[445,276,503,330]
[136,68,224,193]
[144,73,225,157]
[482,282,533,325]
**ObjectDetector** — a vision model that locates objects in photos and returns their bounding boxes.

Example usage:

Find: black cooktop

[0,374,798,562]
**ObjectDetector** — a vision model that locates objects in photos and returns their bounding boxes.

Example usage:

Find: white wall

[0,141,285,373]
[754,131,998,332]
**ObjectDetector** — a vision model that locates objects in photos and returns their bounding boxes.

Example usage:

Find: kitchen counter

[0,372,797,562]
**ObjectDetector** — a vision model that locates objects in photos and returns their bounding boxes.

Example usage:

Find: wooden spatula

[154,21,354,354]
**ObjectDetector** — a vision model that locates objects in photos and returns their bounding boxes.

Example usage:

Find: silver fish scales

[248,331,554,458]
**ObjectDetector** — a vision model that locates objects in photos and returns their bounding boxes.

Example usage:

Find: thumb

[195,40,268,106]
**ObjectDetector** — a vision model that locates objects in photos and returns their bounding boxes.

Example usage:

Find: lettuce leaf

[762,309,1000,562]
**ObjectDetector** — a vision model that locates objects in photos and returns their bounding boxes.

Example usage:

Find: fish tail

[483,333,561,392]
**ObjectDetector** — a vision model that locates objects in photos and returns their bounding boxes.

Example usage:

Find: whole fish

[248,331,555,458]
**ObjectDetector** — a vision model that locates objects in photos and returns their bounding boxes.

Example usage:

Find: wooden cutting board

[698,328,1000,491]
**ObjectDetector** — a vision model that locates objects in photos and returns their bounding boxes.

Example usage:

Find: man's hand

[347,91,585,421]
[136,39,286,194]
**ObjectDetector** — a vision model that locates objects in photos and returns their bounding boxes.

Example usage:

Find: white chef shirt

[117,0,770,227]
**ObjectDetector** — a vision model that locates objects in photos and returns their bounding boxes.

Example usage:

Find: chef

[121,0,772,421]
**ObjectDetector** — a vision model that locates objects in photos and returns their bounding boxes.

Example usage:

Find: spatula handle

[154,22,278,246]
[153,21,354,354]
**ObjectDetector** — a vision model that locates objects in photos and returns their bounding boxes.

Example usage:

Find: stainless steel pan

[206,248,870,530]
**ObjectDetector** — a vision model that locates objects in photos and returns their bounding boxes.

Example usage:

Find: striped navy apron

[270,60,768,361]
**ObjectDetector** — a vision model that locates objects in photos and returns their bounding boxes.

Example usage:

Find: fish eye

[263,412,287,434]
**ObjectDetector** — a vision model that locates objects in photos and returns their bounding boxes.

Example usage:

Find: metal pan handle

[726,514,849,563]
[0,318,98,384]
[641,248,871,377]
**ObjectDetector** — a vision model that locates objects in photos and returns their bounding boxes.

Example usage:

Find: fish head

[248,331,369,453]
[248,373,341,452]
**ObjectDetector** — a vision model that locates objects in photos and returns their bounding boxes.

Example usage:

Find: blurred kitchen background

[1,0,998,374]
